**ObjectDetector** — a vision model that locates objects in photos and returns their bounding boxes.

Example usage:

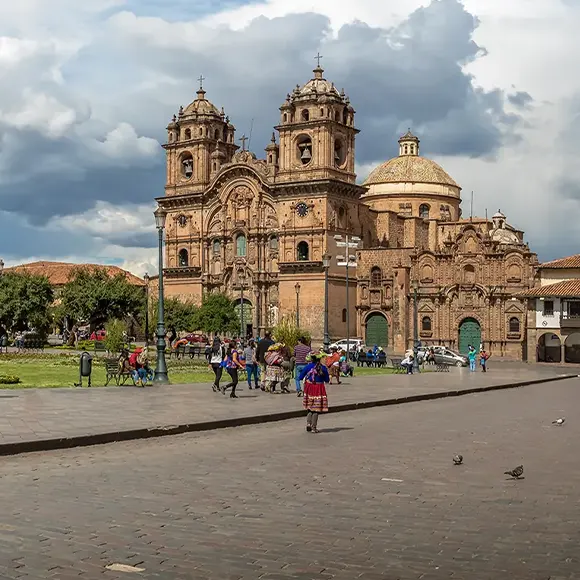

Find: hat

[307,352,325,362]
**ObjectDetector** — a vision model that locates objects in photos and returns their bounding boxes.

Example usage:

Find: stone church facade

[157,65,537,359]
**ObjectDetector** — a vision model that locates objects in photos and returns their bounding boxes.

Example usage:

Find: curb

[0,374,576,457]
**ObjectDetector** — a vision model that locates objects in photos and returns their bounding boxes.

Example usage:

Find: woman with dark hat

[298,353,330,433]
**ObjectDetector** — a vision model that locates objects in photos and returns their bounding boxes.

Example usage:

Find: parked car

[433,348,468,367]
[329,338,364,352]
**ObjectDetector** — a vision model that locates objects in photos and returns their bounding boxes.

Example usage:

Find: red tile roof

[513,279,580,298]
[4,261,145,287]
[541,254,580,269]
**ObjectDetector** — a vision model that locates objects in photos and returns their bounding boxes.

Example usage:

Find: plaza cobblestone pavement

[0,364,575,454]
[0,379,579,579]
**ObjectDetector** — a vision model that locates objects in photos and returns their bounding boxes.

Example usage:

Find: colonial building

[157,65,537,358]
[515,254,580,364]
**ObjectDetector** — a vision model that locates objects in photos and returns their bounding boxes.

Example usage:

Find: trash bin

[76,351,93,387]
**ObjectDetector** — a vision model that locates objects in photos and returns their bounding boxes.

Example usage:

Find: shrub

[0,375,21,385]
[104,320,125,354]
[272,316,311,351]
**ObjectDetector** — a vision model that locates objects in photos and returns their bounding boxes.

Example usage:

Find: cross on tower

[197,74,205,90]
[314,52,323,67]
[239,134,248,151]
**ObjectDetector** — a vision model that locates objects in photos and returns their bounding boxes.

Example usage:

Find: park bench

[94,341,107,356]
[104,357,135,386]
[390,356,406,373]
[375,352,387,367]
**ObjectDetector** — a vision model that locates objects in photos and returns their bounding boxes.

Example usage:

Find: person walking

[222,343,244,398]
[209,337,226,392]
[468,345,477,372]
[480,349,490,372]
[300,353,330,433]
[326,347,341,384]
[244,339,259,389]
[256,331,274,391]
[293,336,312,397]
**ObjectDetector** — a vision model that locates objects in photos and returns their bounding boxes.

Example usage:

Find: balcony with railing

[561,301,580,328]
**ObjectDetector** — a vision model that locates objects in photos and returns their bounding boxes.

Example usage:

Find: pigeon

[552,417,565,426]
[504,465,524,479]
[452,454,463,465]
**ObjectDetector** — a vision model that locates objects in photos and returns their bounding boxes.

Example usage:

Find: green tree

[0,272,54,335]
[195,292,239,336]
[147,298,198,334]
[60,267,144,327]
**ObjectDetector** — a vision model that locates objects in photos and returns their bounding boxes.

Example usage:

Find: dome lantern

[398,129,420,156]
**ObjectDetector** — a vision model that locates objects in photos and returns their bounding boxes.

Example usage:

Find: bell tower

[163,76,238,196]
[276,55,358,184]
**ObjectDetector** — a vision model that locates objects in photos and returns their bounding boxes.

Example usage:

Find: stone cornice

[164,266,202,279]
[278,261,324,274]
[273,179,366,199]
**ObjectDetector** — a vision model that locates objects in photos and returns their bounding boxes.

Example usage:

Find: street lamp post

[295,282,301,328]
[412,279,420,373]
[322,254,331,352]
[153,206,169,384]
[144,272,150,347]
[335,235,361,361]
[239,269,246,340]
[0,259,4,276]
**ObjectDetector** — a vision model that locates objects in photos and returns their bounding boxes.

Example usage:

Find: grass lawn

[0,354,401,388]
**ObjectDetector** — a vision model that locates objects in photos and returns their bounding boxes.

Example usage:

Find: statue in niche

[361,286,368,300]
[268,304,279,326]
[269,285,279,303]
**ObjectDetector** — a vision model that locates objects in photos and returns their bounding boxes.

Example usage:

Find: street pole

[323,254,331,352]
[413,281,420,373]
[240,278,245,340]
[153,206,169,384]
[295,282,301,328]
[144,272,150,348]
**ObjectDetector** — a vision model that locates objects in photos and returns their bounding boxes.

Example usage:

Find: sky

[0,0,579,276]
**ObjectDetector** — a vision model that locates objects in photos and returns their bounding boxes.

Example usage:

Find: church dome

[298,67,341,99]
[182,88,221,118]
[364,155,459,188]
[364,129,459,188]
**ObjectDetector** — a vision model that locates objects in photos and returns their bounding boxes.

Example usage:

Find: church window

[370,267,382,288]
[509,317,520,334]
[334,111,339,121]
[342,108,348,124]
[283,113,288,123]
[212,239,221,255]
[269,236,278,250]
[296,135,313,165]
[236,234,247,257]
[404,145,408,154]
[199,127,203,136]
[419,204,430,219]
[421,316,432,332]
[223,127,228,141]
[342,309,347,323]
[214,129,219,140]
[212,162,217,172]
[180,152,193,179]
[268,154,272,163]
[178,249,189,267]
[184,128,191,140]
[463,264,476,285]
[334,139,346,167]
[168,133,173,142]
[296,241,309,261]
[301,109,309,122]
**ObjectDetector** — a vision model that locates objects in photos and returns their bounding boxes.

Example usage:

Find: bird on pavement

[552,417,565,426]
[504,465,524,479]
[452,454,463,465]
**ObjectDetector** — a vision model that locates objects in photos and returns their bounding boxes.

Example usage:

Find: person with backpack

[209,337,226,392]
[221,343,244,398]
[299,353,330,433]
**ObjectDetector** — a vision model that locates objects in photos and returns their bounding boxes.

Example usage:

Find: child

[299,354,330,433]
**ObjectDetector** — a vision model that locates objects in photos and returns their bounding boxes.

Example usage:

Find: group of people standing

[467,345,490,372]
[206,333,340,432]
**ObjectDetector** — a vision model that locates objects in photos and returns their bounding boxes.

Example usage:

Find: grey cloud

[508,91,533,108]
[0,0,526,252]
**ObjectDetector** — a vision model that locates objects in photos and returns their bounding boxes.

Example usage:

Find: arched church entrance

[458,318,481,355]
[565,333,580,363]
[365,313,388,348]
[234,298,253,339]
[537,333,561,363]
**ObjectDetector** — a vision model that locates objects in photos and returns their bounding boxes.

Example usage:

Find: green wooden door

[365,313,388,347]
[235,301,253,335]
[458,318,481,354]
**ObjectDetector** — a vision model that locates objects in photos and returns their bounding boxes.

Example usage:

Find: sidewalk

[0,365,575,456]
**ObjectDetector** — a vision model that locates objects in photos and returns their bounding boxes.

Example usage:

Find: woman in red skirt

[298,353,330,433]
